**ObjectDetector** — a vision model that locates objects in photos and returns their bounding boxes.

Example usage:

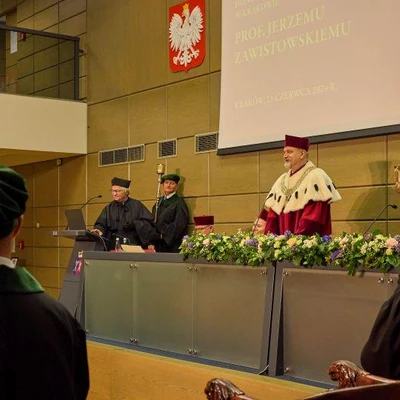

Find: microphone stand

[154,163,165,223]
[363,204,398,236]
[80,194,102,209]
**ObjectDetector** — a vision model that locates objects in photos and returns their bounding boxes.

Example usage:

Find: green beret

[0,166,29,226]
[161,174,180,184]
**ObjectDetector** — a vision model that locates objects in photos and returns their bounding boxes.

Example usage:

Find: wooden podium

[53,229,105,320]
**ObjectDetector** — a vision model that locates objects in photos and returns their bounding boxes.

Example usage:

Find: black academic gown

[152,193,189,253]
[0,265,89,399]
[94,197,156,250]
[360,281,400,379]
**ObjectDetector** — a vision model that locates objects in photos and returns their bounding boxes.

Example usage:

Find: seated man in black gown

[92,177,156,250]
[0,165,89,399]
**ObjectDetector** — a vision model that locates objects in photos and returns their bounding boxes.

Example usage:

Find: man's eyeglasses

[111,189,124,193]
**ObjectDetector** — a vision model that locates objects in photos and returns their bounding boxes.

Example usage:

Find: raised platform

[87,340,324,400]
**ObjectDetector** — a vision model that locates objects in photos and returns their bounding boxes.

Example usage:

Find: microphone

[80,194,102,209]
[363,204,398,235]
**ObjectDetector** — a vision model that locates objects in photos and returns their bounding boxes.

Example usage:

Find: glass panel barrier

[0,24,79,100]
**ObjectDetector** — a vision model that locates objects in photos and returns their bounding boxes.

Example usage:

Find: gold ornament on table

[395,165,400,193]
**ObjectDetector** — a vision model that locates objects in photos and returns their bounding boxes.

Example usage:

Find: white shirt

[0,256,16,269]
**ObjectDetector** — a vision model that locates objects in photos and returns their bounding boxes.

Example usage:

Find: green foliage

[180,230,400,275]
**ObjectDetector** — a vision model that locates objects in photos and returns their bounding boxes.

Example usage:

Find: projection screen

[218,0,400,154]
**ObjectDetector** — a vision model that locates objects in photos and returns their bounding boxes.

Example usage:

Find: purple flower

[187,242,194,248]
[321,235,331,243]
[284,231,292,238]
[183,235,189,239]
[395,244,400,254]
[245,238,258,247]
[331,250,341,261]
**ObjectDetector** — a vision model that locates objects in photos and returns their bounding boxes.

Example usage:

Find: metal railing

[0,24,80,100]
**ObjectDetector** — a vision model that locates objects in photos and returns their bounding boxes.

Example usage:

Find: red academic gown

[259,161,340,236]
[260,201,332,236]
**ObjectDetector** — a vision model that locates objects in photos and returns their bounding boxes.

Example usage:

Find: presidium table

[54,231,398,385]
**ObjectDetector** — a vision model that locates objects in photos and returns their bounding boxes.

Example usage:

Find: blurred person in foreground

[92,177,156,250]
[361,276,400,379]
[152,174,189,252]
[0,165,89,399]
[255,134,341,236]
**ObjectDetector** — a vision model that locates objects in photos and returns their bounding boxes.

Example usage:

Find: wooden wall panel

[59,0,85,21]
[59,156,86,206]
[33,161,59,207]
[17,0,34,22]
[130,0,167,93]
[33,4,58,30]
[209,0,222,73]
[88,98,130,152]
[210,151,258,195]
[331,186,387,221]
[166,137,209,198]
[318,137,387,187]
[34,206,57,227]
[210,72,221,132]
[129,144,159,201]
[167,76,210,138]
[59,12,86,36]
[210,194,259,223]
[34,0,58,13]
[129,87,167,145]
[17,55,33,77]
[87,0,133,103]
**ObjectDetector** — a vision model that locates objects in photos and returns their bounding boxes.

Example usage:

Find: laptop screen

[65,209,86,231]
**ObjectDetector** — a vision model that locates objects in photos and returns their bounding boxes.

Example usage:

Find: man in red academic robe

[256,135,341,236]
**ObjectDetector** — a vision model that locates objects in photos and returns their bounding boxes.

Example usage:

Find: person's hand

[91,228,103,236]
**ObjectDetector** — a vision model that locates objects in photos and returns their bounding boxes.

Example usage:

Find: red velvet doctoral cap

[194,215,214,226]
[284,135,310,151]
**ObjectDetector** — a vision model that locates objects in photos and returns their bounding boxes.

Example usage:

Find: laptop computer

[65,209,86,231]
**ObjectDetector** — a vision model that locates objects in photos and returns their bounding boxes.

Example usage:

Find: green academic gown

[0,264,89,399]
[152,193,189,253]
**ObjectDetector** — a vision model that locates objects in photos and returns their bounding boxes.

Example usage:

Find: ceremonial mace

[395,165,400,194]
[154,163,165,222]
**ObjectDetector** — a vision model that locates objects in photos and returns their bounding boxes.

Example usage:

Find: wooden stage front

[87,341,324,400]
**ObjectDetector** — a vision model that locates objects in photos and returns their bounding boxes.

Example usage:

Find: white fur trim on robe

[264,161,341,215]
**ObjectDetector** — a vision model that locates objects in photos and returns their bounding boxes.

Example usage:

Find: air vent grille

[99,145,145,167]
[128,145,145,163]
[158,139,177,159]
[114,148,128,164]
[100,151,114,166]
[195,132,218,153]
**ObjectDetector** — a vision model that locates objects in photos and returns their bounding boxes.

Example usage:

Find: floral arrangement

[180,230,400,275]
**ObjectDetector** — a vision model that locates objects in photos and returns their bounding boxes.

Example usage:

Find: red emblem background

[169,0,206,73]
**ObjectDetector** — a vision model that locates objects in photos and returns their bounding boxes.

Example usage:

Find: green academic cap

[0,166,29,238]
[161,174,180,184]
